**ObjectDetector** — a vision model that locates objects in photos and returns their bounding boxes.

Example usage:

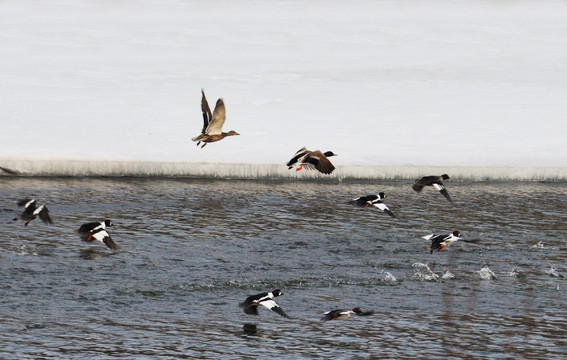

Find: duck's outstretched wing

[305,151,335,174]
[103,235,120,251]
[17,199,34,207]
[433,182,453,202]
[205,99,226,135]
[200,90,212,134]
[38,206,53,225]
[260,299,290,318]
[286,147,309,168]
[92,230,120,251]
[372,201,396,218]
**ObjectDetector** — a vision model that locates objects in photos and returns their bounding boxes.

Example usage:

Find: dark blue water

[1,177,566,358]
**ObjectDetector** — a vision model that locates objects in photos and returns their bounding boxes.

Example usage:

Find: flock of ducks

[12,200,118,251]
[8,89,471,322]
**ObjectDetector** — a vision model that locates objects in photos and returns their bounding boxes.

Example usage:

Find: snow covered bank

[1,159,565,181]
[1,1,567,168]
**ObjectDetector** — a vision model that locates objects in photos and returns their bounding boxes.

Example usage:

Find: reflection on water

[242,323,258,336]
[0,177,566,358]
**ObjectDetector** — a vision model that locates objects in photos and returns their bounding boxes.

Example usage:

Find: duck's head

[226,130,240,136]
[441,174,450,180]
[378,192,386,199]
[452,230,461,237]
[104,219,113,227]
[272,289,283,297]
[323,151,337,157]
[352,307,362,314]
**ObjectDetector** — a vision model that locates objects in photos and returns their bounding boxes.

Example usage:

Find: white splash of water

[547,266,564,278]
[477,267,497,280]
[18,244,38,256]
[507,268,525,278]
[531,241,545,249]
[380,270,397,284]
[442,270,455,280]
[412,262,439,282]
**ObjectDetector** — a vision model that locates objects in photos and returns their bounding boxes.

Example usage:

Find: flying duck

[239,289,289,318]
[13,199,53,226]
[423,231,461,253]
[192,89,239,148]
[286,147,337,174]
[321,307,374,321]
[350,193,396,218]
[76,219,119,251]
[412,174,453,202]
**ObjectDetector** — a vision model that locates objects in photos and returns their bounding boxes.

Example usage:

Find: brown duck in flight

[192,89,239,148]
[286,147,338,175]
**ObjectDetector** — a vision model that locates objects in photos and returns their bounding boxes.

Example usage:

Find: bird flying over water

[321,307,374,321]
[239,289,289,318]
[412,174,453,202]
[423,231,461,253]
[76,219,119,251]
[192,89,239,148]
[286,147,337,175]
[350,192,396,218]
[13,199,53,226]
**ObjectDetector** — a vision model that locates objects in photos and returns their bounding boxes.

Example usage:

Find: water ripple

[1,178,566,358]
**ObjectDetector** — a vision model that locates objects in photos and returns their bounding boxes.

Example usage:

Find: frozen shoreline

[1,159,565,181]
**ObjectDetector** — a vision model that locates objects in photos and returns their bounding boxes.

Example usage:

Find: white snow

[1,0,566,175]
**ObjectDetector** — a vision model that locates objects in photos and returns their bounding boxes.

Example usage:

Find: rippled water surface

[1,178,566,358]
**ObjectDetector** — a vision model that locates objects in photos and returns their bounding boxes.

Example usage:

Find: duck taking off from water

[350,193,396,218]
[286,147,337,175]
[412,174,453,202]
[192,89,239,148]
[13,199,53,226]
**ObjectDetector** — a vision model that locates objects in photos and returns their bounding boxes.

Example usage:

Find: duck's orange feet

[201,142,207,148]
[86,233,93,241]
[296,165,303,171]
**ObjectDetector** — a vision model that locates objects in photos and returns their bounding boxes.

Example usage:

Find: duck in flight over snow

[286,147,337,175]
[192,89,239,148]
